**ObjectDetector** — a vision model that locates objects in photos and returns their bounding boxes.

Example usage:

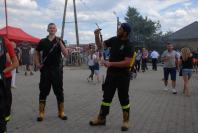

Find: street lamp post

[116,16,119,33]
[113,11,119,33]
[4,0,8,35]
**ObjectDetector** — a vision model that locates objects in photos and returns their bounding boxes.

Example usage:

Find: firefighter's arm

[60,41,68,57]
[94,29,106,49]
[3,53,19,73]
[35,51,42,68]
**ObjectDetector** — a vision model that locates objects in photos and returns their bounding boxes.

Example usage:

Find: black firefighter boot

[89,115,106,126]
[37,101,45,121]
[121,111,130,131]
[58,103,67,120]
[89,109,106,126]
[0,118,7,133]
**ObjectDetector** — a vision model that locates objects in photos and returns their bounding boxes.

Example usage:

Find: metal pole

[117,17,119,33]
[113,12,119,34]
[4,0,8,35]
[73,0,79,46]
[61,0,68,39]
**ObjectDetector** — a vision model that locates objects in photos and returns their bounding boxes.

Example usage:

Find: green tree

[125,7,161,49]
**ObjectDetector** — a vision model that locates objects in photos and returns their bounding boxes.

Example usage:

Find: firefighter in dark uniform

[35,23,68,121]
[0,36,18,133]
[89,23,134,131]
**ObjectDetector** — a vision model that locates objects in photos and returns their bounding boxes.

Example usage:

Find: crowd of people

[0,22,198,133]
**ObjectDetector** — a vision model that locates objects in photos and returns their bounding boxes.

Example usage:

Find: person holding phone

[89,23,134,131]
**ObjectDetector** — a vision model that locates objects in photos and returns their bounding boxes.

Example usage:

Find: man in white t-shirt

[150,50,159,71]
[161,43,179,94]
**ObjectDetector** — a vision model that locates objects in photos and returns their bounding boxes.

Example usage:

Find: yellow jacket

[129,52,137,71]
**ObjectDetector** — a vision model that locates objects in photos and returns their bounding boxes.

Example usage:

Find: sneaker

[134,73,137,79]
[30,72,34,75]
[172,88,177,94]
[11,86,17,89]
[87,77,90,82]
[163,87,169,91]
[93,80,100,85]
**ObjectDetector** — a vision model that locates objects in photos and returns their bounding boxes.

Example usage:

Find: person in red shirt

[4,37,19,122]
[0,36,18,132]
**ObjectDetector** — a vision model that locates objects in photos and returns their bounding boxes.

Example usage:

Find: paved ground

[7,66,198,133]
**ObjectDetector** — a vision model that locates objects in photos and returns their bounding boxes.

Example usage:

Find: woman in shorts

[87,49,96,82]
[93,51,100,83]
[180,47,193,97]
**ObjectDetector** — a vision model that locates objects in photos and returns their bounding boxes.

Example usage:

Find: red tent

[0,26,40,44]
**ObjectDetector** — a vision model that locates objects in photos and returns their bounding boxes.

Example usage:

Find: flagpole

[4,0,8,36]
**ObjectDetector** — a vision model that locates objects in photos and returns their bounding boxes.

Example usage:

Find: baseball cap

[120,23,131,34]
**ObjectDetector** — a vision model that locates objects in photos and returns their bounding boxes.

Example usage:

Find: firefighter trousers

[39,67,64,103]
[5,77,12,119]
[100,74,131,117]
[0,80,6,133]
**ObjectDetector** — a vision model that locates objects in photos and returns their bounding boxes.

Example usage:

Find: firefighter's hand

[94,28,102,35]
[104,61,112,68]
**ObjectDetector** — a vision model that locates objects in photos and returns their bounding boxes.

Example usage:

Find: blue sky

[0,0,198,44]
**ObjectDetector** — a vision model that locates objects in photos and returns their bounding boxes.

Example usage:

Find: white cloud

[125,0,198,33]
[0,0,198,43]
[161,7,198,32]
[7,0,38,9]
